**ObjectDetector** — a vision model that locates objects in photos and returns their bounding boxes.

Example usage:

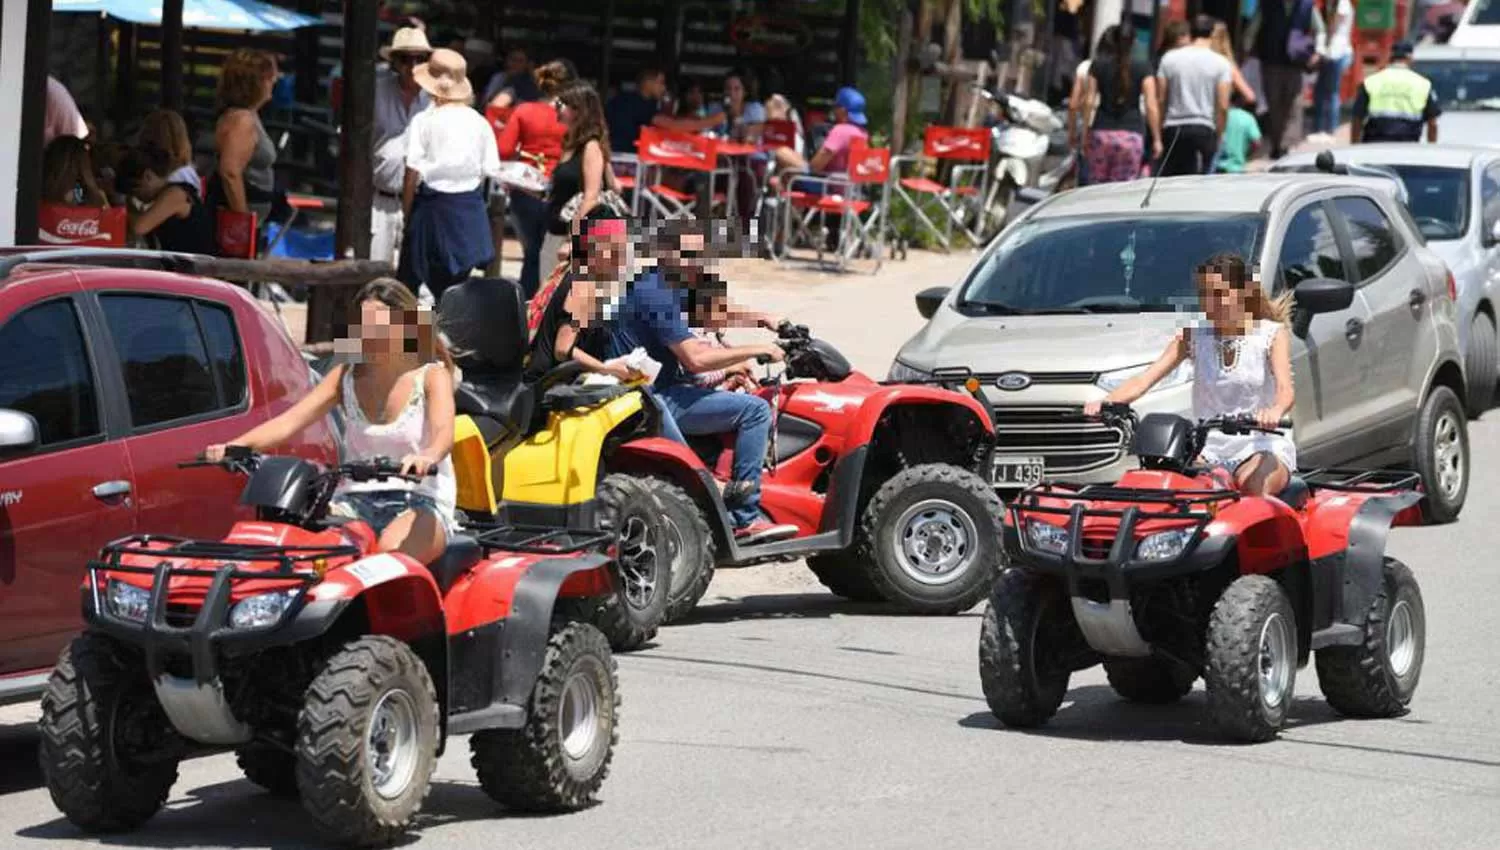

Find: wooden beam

[160,0,184,110]
[940,0,963,125]
[15,0,51,246]
[316,0,379,345]
[891,5,914,153]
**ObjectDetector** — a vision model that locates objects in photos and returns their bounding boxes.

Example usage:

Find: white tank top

[335,362,457,526]
[1190,319,1297,469]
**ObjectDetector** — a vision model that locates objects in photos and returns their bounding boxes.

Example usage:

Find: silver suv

[891,174,1471,521]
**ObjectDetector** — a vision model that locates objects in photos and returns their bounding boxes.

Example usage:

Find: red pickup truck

[0,254,338,704]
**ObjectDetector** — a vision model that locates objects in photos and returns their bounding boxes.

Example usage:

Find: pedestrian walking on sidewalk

[1255,0,1323,159]
[1081,24,1160,184]
[1154,15,1233,176]
[373,27,433,267]
[1350,42,1440,144]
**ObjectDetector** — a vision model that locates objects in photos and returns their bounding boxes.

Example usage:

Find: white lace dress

[1190,320,1297,473]
[333,362,458,532]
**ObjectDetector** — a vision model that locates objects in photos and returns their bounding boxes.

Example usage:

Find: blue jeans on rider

[642,386,687,444]
[656,385,770,529]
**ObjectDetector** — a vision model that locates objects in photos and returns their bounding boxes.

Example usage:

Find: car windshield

[1386,165,1470,240]
[957,214,1265,314]
[1412,59,1500,110]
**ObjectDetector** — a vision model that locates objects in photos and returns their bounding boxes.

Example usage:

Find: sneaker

[734,519,799,545]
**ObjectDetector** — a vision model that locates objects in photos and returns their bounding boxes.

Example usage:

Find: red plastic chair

[891,126,993,250]
[635,127,726,223]
[778,141,891,273]
[760,119,799,151]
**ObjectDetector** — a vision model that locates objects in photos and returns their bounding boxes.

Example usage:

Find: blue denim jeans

[642,387,687,445]
[509,189,549,298]
[1313,54,1351,135]
[657,385,771,528]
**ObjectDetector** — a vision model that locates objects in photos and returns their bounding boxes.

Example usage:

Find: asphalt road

[2,252,1498,850]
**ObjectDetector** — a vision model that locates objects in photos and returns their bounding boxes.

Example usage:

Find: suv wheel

[1412,385,1468,524]
[1466,313,1497,417]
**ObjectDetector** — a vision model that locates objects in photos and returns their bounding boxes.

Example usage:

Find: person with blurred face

[527,215,638,382]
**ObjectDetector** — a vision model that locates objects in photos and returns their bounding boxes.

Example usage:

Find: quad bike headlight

[106,580,151,623]
[229,589,300,630]
[1135,528,1196,562]
[1025,520,1070,555]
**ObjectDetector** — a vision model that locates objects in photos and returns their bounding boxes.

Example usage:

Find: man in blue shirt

[606,66,726,154]
[608,223,796,543]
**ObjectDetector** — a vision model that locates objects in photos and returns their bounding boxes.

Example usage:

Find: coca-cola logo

[647,141,707,162]
[222,219,251,242]
[854,156,884,177]
[931,135,984,154]
[56,217,102,238]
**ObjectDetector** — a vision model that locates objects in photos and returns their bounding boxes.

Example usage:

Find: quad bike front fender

[847,389,995,454]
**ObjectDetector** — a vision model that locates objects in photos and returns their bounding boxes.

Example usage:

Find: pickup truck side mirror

[1290,277,1355,338]
[0,408,39,454]
[915,286,950,320]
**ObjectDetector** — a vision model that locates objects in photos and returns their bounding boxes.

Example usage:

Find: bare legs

[1232,451,1291,497]
[378,508,448,564]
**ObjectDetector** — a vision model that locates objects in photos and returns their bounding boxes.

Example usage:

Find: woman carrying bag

[398,48,502,304]
[542,83,628,276]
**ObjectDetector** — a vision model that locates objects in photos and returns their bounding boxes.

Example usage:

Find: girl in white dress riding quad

[1085,252,1296,497]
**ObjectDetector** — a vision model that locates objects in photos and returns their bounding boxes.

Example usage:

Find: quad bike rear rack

[1297,468,1423,494]
[467,524,616,556]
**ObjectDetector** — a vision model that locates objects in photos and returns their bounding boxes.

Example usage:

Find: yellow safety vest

[1363,66,1433,122]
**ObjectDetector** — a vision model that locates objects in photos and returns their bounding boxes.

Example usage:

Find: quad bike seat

[1276,475,1311,510]
[440,277,535,442]
[427,534,483,593]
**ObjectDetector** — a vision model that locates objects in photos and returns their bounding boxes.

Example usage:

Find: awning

[53,0,323,32]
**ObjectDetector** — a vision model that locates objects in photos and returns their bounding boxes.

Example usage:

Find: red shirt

[497,101,566,176]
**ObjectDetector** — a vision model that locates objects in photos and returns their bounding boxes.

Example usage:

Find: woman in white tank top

[1085,252,1297,497]
[204,279,457,564]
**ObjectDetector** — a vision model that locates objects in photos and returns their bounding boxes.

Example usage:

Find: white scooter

[970,84,1073,239]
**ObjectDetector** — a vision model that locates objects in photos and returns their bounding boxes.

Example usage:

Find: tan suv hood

[899,310,1192,375]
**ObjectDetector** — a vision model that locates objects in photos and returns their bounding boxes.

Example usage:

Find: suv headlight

[1025,520,1070,555]
[1097,361,1192,394]
[229,589,300,630]
[106,580,151,623]
[1135,528,1196,561]
[887,359,933,382]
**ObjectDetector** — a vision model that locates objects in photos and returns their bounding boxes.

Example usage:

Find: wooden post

[160,0,184,110]
[891,6,915,154]
[313,0,378,344]
[965,63,988,127]
[940,0,963,126]
[14,0,51,245]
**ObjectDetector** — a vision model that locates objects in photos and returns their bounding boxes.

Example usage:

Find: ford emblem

[996,372,1031,391]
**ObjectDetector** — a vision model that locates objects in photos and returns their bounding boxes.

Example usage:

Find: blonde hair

[1198,252,1291,324]
[1209,22,1235,63]
[138,109,193,172]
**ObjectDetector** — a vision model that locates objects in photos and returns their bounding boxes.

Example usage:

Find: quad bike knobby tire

[573,474,673,651]
[1413,385,1468,524]
[1315,558,1425,718]
[807,552,883,602]
[979,569,1071,727]
[646,476,717,624]
[1204,575,1298,743]
[38,633,180,833]
[1465,313,1497,418]
[295,635,440,847]
[1103,657,1197,704]
[471,622,618,811]
[858,464,1004,614]
[236,742,299,797]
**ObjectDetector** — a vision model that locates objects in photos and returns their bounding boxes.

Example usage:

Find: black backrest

[438,277,528,376]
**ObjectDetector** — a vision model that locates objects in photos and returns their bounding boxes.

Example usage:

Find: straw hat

[413,48,473,102]
[380,26,433,61]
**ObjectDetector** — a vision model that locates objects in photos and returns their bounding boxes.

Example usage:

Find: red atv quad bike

[37,447,620,847]
[979,403,1427,743]
[611,322,1005,621]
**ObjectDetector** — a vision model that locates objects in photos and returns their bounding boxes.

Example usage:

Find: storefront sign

[729,15,814,56]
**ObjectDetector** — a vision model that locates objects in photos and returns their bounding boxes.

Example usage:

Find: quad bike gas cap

[996,372,1031,391]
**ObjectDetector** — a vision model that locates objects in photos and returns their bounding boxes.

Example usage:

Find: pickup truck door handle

[92,480,132,500]
[1344,318,1364,342]
[1409,289,1427,307]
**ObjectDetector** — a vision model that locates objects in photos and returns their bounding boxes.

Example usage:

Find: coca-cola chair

[634,127,726,224]
[37,204,127,248]
[774,140,890,274]
[890,126,992,251]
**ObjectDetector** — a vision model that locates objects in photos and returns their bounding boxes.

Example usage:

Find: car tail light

[1447,270,1457,302]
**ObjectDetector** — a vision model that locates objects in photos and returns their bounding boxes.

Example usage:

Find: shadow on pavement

[0,722,41,796]
[956,684,1353,746]
[16,779,574,848]
[681,592,980,625]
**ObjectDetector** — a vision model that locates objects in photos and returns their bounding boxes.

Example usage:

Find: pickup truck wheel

[1413,385,1468,524]
[295,636,438,847]
[979,569,1071,727]
[1315,558,1425,717]
[38,633,179,833]
[1204,576,1297,743]
[1466,313,1497,417]
[859,464,1004,614]
[471,622,618,811]
[1103,657,1196,704]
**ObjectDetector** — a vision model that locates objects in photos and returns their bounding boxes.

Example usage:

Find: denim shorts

[331,490,444,537]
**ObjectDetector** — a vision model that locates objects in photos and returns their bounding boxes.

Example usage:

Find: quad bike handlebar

[1086,403,1291,435]
[181,447,429,484]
